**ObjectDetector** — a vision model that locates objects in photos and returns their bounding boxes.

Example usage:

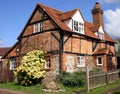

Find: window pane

[77,56,85,67]
[45,58,50,68]
[10,58,16,70]
[98,57,102,65]
[97,57,102,65]
[34,22,43,33]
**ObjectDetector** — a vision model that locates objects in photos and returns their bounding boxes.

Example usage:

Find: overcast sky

[0,0,120,47]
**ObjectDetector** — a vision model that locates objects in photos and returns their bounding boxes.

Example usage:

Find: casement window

[34,22,43,33]
[0,56,2,61]
[97,56,103,66]
[10,58,16,70]
[45,58,51,69]
[77,56,85,67]
[73,20,84,33]
[98,32,104,40]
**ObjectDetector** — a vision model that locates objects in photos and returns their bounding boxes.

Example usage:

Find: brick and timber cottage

[3,2,117,77]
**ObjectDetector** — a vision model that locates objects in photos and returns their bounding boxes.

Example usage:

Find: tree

[14,50,46,86]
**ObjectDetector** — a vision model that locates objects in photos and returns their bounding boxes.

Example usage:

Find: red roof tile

[38,3,72,32]
[18,3,115,43]
[93,47,113,55]
[85,22,115,42]
[0,47,11,56]
[59,9,78,21]
[85,22,99,39]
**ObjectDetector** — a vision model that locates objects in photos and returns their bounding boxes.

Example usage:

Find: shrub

[14,50,46,86]
[57,71,86,87]
[89,67,105,75]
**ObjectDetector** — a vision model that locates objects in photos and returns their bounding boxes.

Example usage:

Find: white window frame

[98,32,104,40]
[34,22,43,33]
[97,56,103,66]
[77,56,85,67]
[45,58,51,69]
[73,20,84,33]
[0,56,2,61]
[10,58,16,70]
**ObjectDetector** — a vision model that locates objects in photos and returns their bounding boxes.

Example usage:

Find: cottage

[3,2,116,77]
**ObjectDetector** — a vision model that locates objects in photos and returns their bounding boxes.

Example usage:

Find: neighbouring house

[3,2,117,80]
[0,47,11,82]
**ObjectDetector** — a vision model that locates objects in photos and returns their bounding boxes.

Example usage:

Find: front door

[106,55,114,71]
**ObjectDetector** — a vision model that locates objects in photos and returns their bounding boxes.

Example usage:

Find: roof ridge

[59,8,79,21]
[38,3,63,14]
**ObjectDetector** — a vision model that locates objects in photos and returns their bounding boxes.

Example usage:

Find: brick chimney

[92,2,104,27]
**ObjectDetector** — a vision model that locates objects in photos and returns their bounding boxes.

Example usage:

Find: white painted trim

[97,56,103,66]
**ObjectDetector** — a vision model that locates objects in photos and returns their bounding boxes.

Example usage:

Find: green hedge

[57,71,86,87]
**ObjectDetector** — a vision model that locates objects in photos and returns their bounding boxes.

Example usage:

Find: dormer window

[73,20,84,34]
[34,22,43,33]
[98,32,104,40]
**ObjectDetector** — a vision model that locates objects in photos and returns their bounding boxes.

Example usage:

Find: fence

[89,70,120,89]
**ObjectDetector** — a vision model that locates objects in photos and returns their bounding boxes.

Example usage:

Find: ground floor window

[45,58,51,69]
[97,56,103,66]
[10,58,16,70]
[77,55,85,67]
[0,62,2,69]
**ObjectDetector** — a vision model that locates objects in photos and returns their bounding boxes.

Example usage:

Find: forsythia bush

[14,50,46,86]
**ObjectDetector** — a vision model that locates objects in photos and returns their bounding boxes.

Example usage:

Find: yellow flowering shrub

[14,50,46,86]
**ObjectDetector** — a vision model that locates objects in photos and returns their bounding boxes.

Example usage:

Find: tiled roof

[90,25,100,33]
[18,3,115,43]
[0,47,11,56]
[93,47,113,55]
[38,3,115,42]
[85,22,99,39]
[85,22,115,42]
[38,3,72,32]
[104,32,115,42]
[59,9,79,21]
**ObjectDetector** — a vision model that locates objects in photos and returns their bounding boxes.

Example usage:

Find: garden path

[0,88,26,94]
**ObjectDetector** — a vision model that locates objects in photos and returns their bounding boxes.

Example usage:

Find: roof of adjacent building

[0,47,11,56]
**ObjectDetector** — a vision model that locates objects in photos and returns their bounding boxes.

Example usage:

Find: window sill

[9,69,16,71]
[97,64,103,66]
[44,68,51,71]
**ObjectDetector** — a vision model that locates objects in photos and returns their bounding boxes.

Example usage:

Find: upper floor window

[73,20,84,33]
[77,55,85,67]
[98,32,104,40]
[34,22,43,33]
[10,58,16,70]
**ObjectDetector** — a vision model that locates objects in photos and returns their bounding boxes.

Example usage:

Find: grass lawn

[82,79,120,94]
[0,82,85,94]
[0,79,120,94]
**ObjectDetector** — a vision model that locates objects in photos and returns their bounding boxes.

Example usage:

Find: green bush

[57,71,86,87]
[89,68,105,75]
[14,50,46,86]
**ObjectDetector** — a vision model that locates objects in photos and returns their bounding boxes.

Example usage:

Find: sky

[0,0,120,47]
